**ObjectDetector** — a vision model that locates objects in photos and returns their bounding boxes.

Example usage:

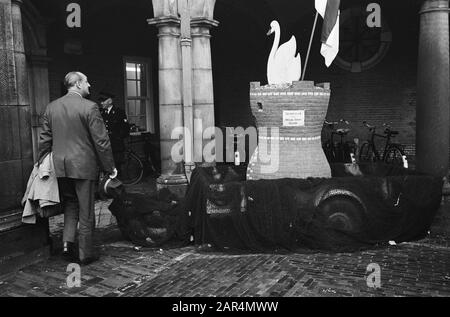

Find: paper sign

[283,110,305,127]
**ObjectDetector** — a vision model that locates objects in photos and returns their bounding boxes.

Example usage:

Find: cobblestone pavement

[0,177,449,297]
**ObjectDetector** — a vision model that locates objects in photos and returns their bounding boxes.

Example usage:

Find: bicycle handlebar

[363,121,399,136]
[324,119,350,126]
[362,121,376,130]
[363,121,393,129]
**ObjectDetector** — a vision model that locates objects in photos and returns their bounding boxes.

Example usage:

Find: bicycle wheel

[120,151,144,185]
[384,146,405,167]
[359,142,375,162]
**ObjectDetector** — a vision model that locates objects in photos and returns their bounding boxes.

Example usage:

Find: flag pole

[301,11,319,81]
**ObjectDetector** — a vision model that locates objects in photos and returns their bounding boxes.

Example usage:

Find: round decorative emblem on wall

[334,6,392,72]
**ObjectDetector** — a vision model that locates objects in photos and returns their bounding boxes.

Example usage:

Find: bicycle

[322,119,357,163]
[359,121,407,167]
[120,139,144,185]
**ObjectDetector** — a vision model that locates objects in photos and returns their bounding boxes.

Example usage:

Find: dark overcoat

[101,105,130,153]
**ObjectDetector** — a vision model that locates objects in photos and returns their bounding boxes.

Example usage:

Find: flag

[315,0,340,67]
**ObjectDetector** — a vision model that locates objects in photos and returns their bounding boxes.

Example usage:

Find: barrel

[247,81,332,180]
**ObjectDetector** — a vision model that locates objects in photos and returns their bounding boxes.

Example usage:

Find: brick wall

[210,0,446,166]
[314,53,418,163]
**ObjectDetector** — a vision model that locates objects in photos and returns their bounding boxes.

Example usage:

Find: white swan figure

[266,20,302,85]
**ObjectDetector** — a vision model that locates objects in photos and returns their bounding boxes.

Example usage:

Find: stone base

[0,219,50,275]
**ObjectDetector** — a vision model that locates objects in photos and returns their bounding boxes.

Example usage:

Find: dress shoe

[62,242,76,261]
[77,255,100,266]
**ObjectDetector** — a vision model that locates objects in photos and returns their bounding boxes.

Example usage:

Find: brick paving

[122,240,450,297]
[0,177,449,297]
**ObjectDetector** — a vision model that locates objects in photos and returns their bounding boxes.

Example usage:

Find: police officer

[99,92,130,171]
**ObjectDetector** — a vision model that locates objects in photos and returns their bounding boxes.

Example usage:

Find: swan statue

[266,20,302,85]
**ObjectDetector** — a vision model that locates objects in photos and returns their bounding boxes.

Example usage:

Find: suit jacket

[38,92,115,180]
[101,105,130,152]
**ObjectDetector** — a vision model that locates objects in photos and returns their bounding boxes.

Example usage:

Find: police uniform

[100,105,130,165]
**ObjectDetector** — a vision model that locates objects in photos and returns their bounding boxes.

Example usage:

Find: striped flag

[315,0,340,67]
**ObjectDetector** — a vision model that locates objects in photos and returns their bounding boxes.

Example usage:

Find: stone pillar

[0,0,33,215]
[149,3,188,197]
[191,17,218,165]
[416,0,450,178]
[179,0,195,179]
[189,0,218,166]
[149,0,218,196]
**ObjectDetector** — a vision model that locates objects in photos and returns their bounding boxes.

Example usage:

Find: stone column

[149,2,188,197]
[149,0,218,196]
[416,0,450,177]
[191,16,218,165]
[0,0,33,215]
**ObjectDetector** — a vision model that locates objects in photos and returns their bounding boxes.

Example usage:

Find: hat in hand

[98,174,124,199]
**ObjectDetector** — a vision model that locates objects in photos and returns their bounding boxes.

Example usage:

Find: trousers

[58,177,96,260]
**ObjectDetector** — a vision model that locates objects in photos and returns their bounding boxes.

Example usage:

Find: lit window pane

[131,116,139,126]
[125,60,150,132]
[133,100,142,116]
[127,80,137,97]
[126,63,136,80]
[139,117,147,131]
[137,64,146,81]
[137,100,147,117]
[137,64,147,96]
[136,80,141,96]
[127,100,136,116]
[135,100,142,116]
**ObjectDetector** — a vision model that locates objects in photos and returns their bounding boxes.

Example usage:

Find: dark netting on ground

[108,189,192,248]
[108,163,443,253]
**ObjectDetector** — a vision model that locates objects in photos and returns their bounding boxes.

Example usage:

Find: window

[335,6,392,73]
[124,58,155,132]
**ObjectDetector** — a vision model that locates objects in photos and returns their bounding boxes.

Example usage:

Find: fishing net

[109,163,443,253]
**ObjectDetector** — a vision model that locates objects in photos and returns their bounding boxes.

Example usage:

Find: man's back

[39,92,114,180]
